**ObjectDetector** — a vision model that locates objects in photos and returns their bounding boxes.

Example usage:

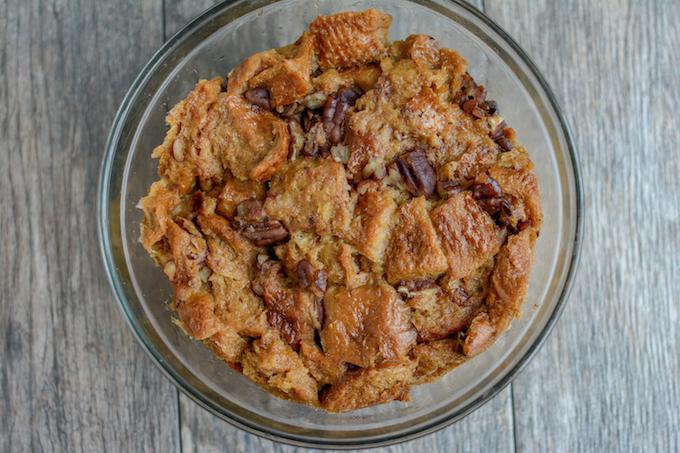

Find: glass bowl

[98,0,583,448]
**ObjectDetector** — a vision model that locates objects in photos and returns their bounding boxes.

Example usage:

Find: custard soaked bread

[139,9,542,412]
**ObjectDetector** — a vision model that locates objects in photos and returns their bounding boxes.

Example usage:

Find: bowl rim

[97,0,584,448]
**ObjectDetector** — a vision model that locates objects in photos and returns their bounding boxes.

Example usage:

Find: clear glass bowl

[98,0,583,448]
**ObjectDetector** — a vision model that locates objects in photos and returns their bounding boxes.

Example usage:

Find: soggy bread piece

[321,361,415,412]
[412,339,466,384]
[385,197,448,283]
[321,283,416,368]
[464,228,536,357]
[264,158,354,236]
[430,192,503,281]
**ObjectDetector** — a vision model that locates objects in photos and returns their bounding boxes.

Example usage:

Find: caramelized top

[139,8,541,412]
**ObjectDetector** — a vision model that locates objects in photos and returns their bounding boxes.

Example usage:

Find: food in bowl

[138,8,542,412]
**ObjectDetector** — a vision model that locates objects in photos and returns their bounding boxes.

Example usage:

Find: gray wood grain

[3,0,679,451]
[178,389,513,453]
[485,0,680,452]
[0,0,180,452]
[162,1,516,452]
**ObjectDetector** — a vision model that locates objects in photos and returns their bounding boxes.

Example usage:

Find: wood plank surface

[485,0,680,452]
[0,0,180,452]
[1,0,679,452]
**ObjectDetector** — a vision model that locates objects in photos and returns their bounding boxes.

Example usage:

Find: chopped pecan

[296,259,328,295]
[472,177,502,199]
[396,150,436,196]
[302,108,320,132]
[471,177,505,217]
[470,176,523,232]
[172,137,185,162]
[302,122,328,157]
[490,121,513,151]
[314,298,325,330]
[455,73,497,118]
[314,270,328,293]
[244,87,272,110]
[297,259,315,287]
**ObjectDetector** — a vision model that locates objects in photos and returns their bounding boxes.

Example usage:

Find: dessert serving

[139,9,542,412]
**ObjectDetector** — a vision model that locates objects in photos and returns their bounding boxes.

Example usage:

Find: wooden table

[2,0,678,451]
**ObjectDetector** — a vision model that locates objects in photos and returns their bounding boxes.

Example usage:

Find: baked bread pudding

[139,9,542,412]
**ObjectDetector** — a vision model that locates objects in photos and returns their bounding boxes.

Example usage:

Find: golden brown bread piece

[321,283,417,368]
[348,184,397,265]
[247,33,316,108]
[175,291,220,340]
[320,361,416,412]
[242,330,319,404]
[310,9,391,70]
[139,180,180,252]
[407,287,482,342]
[264,158,354,236]
[430,191,504,281]
[215,178,265,219]
[464,227,537,357]
[385,197,448,283]
[210,95,290,182]
[152,78,225,194]
[412,339,466,384]
[139,9,542,412]
[300,340,347,385]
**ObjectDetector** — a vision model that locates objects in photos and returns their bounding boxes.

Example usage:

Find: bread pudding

[139,9,542,412]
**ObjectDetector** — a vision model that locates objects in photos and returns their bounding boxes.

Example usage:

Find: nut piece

[296,259,328,295]
[470,176,522,231]
[490,121,513,151]
[471,177,505,216]
[172,137,185,162]
[323,86,362,145]
[244,87,272,110]
[396,150,436,196]
[240,220,289,246]
[233,199,289,246]
[287,118,305,160]
[454,72,498,118]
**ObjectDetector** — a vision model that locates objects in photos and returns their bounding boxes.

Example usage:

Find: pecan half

[396,150,436,196]
[240,220,289,246]
[244,87,272,110]
[323,86,362,145]
[233,199,289,246]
